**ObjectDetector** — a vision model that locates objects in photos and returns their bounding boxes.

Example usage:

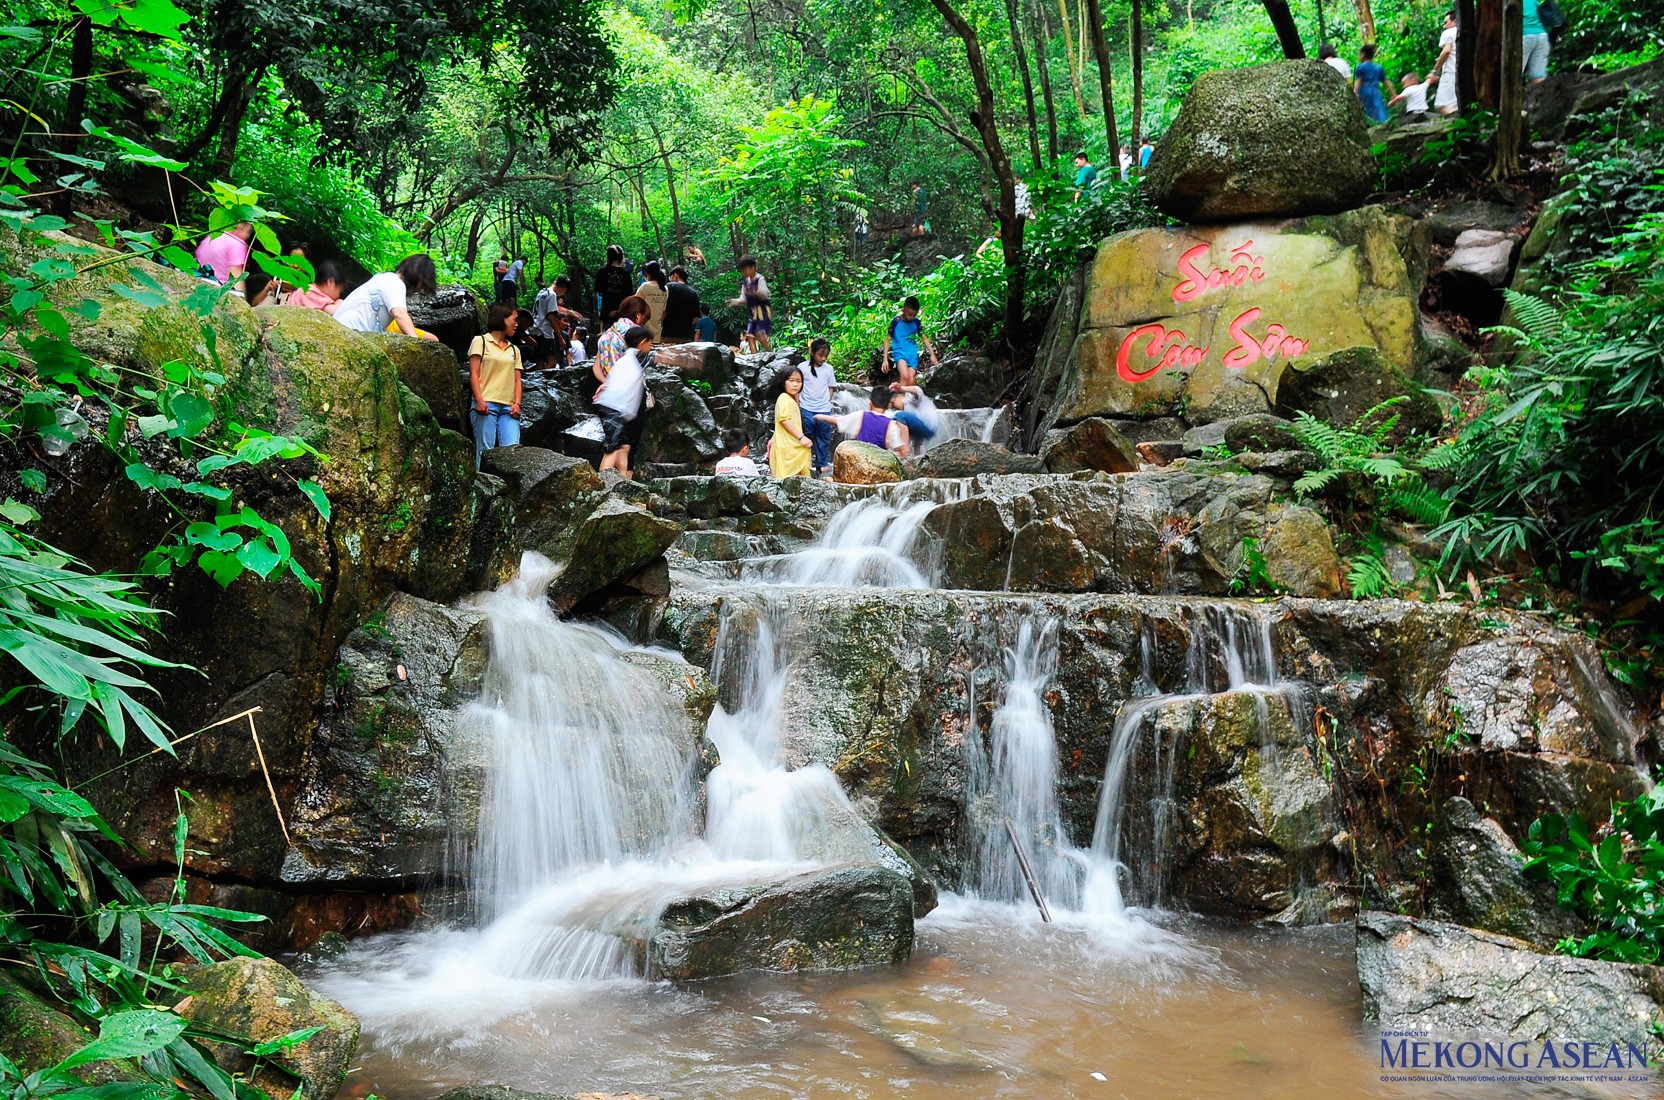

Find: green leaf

[0,499,39,524]
[235,538,281,579]
[0,787,29,823]
[21,468,47,493]
[57,1010,187,1069]
[297,479,330,521]
[248,1026,324,1057]
[135,415,173,439]
[123,462,182,493]
[183,522,240,552]
[195,550,244,587]
[78,124,187,172]
[164,393,213,439]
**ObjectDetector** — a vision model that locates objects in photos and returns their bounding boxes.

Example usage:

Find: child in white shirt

[715,430,763,477]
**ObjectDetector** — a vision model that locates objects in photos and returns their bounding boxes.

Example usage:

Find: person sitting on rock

[882,296,939,387]
[715,429,761,477]
[816,384,910,457]
[888,383,941,453]
[286,260,346,314]
[334,253,439,340]
[569,326,589,365]
[594,325,652,479]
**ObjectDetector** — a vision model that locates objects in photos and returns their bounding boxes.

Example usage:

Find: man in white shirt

[1432,11,1460,114]
[1319,42,1352,81]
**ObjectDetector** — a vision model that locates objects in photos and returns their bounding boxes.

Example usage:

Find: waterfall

[963,619,1084,908]
[462,556,695,920]
[1085,604,1299,910]
[739,480,967,588]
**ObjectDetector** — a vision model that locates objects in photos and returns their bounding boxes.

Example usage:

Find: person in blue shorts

[881,295,939,387]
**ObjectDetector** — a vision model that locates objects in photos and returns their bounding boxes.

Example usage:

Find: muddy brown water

[307,899,1653,1100]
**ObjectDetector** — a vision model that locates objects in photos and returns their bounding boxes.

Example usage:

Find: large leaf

[57,1010,187,1069]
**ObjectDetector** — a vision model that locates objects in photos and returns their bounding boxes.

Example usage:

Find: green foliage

[1558,0,1664,71]
[1430,212,1664,597]
[1523,786,1664,964]
[1289,397,1445,525]
[1229,534,1277,595]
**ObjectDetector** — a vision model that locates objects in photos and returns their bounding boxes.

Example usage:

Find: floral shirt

[595,316,633,378]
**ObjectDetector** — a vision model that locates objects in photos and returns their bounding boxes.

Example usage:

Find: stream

[303,486,1653,1100]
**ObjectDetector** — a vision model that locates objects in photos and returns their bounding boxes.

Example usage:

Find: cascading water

[740,480,968,588]
[1086,604,1301,909]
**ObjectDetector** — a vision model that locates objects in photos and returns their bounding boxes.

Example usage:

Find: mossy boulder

[0,972,142,1085]
[177,957,359,1100]
[375,330,466,429]
[1040,417,1139,473]
[833,440,903,484]
[547,497,681,613]
[1274,346,1442,439]
[1260,506,1344,598]
[1145,60,1376,221]
[909,438,1043,478]
[647,864,916,979]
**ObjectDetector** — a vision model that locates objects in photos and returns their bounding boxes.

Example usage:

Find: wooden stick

[1004,818,1052,922]
[244,709,290,845]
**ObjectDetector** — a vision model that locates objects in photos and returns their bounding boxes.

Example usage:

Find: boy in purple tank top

[816,384,910,455]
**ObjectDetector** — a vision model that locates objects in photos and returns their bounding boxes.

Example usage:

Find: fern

[1383,479,1454,526]
[1498,289,1566,347]
[1347,549,1396,599]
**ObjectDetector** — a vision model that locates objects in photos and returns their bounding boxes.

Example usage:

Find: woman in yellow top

[468,302,524,469]
[770,367,813,478]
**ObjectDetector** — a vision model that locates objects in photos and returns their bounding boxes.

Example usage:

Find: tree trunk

[654,128,685,259]
[1130,0,1143,176]
[208,64,266,177]
[1006,0,1044,171]
[929,0,1027,357]
[61,16,92,151]
[463,207,486,270]
[1473,0,1505,107]
[1083,0,1120,152]
[1457,0,1478,108]
[1032,0,1061,161]
[1354,0,1377,42]
[1316,0,1327,45]
[1057,0,1090,119]
[1262,0,1305,57]
[1489,0,1522,178]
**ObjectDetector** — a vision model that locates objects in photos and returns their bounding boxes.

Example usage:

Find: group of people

[1321,2,1558,126]
[714,295,941,480]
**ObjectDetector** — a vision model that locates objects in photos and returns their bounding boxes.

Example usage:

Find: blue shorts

[892,410,936,442]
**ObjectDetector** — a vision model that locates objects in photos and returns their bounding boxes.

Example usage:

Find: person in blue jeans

[467,303,525,468]
[799,338,839,476]
[1353,44,1390,124]
[1522,0,1551,83]
[882,296,939,386]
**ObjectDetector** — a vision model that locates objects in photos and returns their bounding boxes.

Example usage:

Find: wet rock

[548,497,681,613]
[1356,911,1663,1045]
[1144,60,1375,221]
[647,864,916,980]
[0,972,141,1083]
[918,497,1014,591]
[834,440,904,484]
[653,341,734,392]
[1274,346,1442,439]
[177,957,359,1100]
[910,438,1043,478]
[285,593,489,886]
[1040,418,1139,474]
[515,373,590,451]
[1426,797,1586,949]
[379,334,465,429]
[927,352,1009,407]
[437,1088,580,1100]
[1221,413,1299,454]
[1259,507,1344,598]
[638,371,723,465]
[482,446,607,562]
[1510,191,1577,297]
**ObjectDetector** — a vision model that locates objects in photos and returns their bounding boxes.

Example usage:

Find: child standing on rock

[881,296,939,387]
[594,325,652,480]
[729,256,773,353]
[800,339,838,477]
[771,367,813,479]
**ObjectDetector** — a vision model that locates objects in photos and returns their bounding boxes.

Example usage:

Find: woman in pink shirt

[193,222,253,285]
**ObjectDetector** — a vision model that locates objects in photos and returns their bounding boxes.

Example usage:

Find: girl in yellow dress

[770,367,813,478]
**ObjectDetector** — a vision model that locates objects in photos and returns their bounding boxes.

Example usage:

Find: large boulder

[283,593,489,889]
[1259,507,1344,598]
[1356,912,1663,1047]
[834,440,904,484]
[406,284,485,359]
[547,497,681,612]
[377,333,465,429]
[1026,205,1427,429]
[909,438,1043,478]
[1426,797,1586,949]
[1274,346,1443,439]
[926,351,1009,407]
[480,446,607,564]
[1040,417,1139,473]
[653,340,734,393]
[637,370,723,465]
[0,972,141,1084]
[1144,60,1376,222]
[177,957,359,1100]
[647,864,916,979]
